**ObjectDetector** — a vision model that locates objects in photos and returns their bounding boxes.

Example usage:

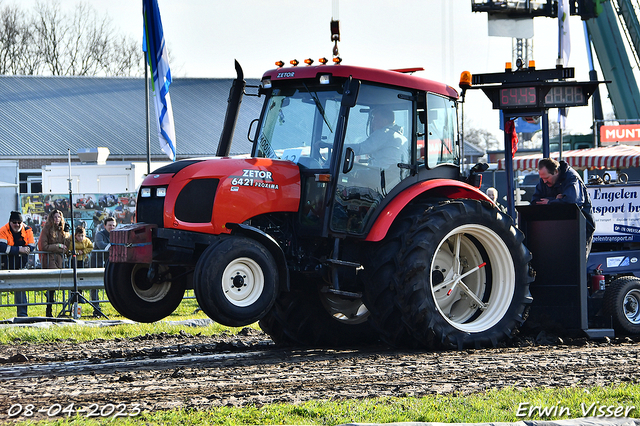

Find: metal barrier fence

[0,250,108,317]
[1,251,197,318]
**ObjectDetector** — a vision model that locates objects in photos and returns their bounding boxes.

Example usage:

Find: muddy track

[1,329,639,422]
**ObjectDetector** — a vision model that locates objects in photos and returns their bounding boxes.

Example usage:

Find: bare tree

[0,3,42,75]
[101,35,142,76]
[0,0,142,77]
[464,126,500,151]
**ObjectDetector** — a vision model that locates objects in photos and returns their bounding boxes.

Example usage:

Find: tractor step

[326,288,363,298]
[325,258,362,268]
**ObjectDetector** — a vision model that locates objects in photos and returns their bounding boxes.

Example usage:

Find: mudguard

[365,179,493,242]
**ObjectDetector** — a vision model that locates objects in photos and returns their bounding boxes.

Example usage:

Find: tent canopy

[497,144,640,171]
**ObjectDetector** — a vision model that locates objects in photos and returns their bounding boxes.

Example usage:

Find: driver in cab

[348,106,407,172]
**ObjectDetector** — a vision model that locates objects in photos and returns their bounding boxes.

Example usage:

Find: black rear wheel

[361,218,416,347]
[259,276,377,347]
[372,199,533,350]
[604,276,640,335]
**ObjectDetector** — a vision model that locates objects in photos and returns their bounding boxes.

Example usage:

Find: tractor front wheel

[104,262,187,323]
[194,237,278,327]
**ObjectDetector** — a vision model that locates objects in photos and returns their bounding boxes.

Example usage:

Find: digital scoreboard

[499,87,537,108]
[542,85,587,107]
[484,82,597,111]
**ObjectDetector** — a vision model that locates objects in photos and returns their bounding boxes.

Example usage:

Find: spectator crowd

[0,210,116,318]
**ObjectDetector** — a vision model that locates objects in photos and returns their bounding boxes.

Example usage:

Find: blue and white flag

[558,0,571,128]
[558,0,571,67]
[143,0,176,161]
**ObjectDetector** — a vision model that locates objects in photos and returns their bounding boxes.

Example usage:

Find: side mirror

[247,118,259,143]
[467,162,489,188]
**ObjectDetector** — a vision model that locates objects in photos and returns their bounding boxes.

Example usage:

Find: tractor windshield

[255,85,342,169]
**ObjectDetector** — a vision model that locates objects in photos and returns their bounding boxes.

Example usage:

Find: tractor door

[330,84,414,235]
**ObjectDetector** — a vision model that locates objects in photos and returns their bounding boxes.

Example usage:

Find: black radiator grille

[137,191,165,228]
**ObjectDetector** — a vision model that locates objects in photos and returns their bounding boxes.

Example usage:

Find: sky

[18,0,617,139]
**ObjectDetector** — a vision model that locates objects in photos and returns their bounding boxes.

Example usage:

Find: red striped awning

[497,145,640,170]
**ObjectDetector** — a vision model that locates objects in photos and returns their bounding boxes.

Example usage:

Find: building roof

[0,75,262,160]
[0,75,486,163]
[463,140,486,157]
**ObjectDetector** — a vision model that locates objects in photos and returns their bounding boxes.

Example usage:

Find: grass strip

[10,384,640,425]
[0,296,256,343]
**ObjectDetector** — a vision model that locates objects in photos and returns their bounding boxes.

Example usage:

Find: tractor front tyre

[259,281,376,347]
[397,200,533,350]
[194,237,278,327]
[604,276,640,335]
[104,262,187,323]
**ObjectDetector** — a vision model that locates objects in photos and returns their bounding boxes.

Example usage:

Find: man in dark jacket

[93,217,115,265]
[0,211,36,317]
[532,158,595,254]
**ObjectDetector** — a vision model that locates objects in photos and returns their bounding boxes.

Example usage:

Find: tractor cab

[255,64,461,237]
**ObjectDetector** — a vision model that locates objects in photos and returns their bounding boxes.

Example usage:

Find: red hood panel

[144,158,301,234]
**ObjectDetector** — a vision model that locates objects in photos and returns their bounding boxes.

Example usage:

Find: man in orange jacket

[0,211,36,317]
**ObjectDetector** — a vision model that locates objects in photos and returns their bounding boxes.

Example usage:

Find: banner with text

[600,124,640,145]
[589,185,640,243]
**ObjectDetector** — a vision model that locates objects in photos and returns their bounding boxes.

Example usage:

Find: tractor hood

[138,157,301,235]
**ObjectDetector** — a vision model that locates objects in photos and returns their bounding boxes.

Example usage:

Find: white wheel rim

[624,289,640,325]
[320,292,370,324]
[131,264,172,302]
[431,224,515,333]
[222,257,264,307]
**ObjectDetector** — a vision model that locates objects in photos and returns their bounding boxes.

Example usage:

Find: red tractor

[105,61,534,349]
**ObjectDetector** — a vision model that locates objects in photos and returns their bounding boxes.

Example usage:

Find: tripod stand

[58,149,108,319]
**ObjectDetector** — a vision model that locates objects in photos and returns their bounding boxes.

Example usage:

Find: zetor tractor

[105,60,534,350]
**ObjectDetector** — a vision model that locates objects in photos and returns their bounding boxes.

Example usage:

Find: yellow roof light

[505,62,512,71]
[290,59,299,66]
[275,60,284,68]
[528,60,536,69]
[318,57,329,64]
[304,58,314,65]
[332,56,342,64]
[459,71,472,89]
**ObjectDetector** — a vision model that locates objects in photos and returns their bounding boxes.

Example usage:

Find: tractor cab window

[331,83,413,235]
[255,85,341,169]
[425,93,459,168]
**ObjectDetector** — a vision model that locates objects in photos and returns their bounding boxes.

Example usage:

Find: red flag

[505,119,518,157]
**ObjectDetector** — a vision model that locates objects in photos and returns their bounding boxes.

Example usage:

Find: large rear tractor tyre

[361,213,420,347]
[396,200,533,350]
[604,276,640,335]
[259,279,377,347]
[104,262,187,323]
[194,237,278,327]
